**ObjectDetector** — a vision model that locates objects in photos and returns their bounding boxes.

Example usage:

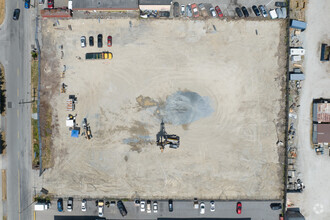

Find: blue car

[24,0,30,9]
[57,198,63,212]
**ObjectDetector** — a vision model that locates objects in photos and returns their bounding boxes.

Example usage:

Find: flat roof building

[72,0,139,11]
[139,0,172,11]
[312,99,330,123]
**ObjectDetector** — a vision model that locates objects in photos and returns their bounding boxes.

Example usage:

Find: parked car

[210,201,215,212]
[215,6,223,18]
[181,5,185,15]
[48,0,54,9]
[235,7,243,17]
[107,35,112,47]
[147,200,151,213]
[98,200,104,217]
[270,203,282,210]
[269,9,278,19]
[193,198,199,209]
[258,5,268,17]
[67,198,73,212]
[97,34,103,48]
[89,36,94,46]
[210,7,216,17]
[13,9,20,20]
[186,4,192,17]
[191,3,199,17]
[153,201,158,213]
[57,198,63,212]
[275,2,287,7]
[200,202,205,214]
[236,202,242,214]
[24,0,30,9]
[117,200,127,217]
[140,200,145,212]
[80,36,86,48]
[252,5,260,16]
[81,199,87,212]
[241,6,249,17]
[173,2,180,17]
[159,11,170,17]
[198,3,208,17]
[168,199,173,212]
[134,199,140,206]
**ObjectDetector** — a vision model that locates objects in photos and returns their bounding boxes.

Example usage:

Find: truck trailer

[85,52,113,60]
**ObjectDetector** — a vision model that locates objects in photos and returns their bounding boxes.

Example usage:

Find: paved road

[36,200,282,220]
[291,0,330,219]
[0,0,35,219]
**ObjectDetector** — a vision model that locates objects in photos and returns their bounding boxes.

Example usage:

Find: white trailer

[34,203,48,211]
[269,9,278,19]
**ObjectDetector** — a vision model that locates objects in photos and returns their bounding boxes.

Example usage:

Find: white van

[34,203,48,211]
[290,48,305,56]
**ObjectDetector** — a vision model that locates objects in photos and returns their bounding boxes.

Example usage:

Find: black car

[235,7,243,17]
[275,2,287,7]
[270,203,282,210]
[89,36,94,47]
[13,9,20,20]
[159,11,170,17]
[97,34,103,48]
[241,6,249,17]
[117,200,127,217]
[252,5,260,16]
[168,199,173,212]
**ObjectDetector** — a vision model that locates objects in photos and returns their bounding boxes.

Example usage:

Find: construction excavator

[156,121,180,152]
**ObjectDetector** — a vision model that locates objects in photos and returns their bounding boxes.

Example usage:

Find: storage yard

[40,18,287,200]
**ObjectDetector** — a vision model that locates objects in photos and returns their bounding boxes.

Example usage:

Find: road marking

[17,131,19,139]
[17,68,20,76]
[17,109,19,118]
[17,87,19,97]
[18,167,21,220]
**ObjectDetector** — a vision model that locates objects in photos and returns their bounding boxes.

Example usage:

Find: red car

[215,6,223,17]
[48,0,54,9]
[107,36,112,47]
[236,202,242,214]
[191,3,199,17]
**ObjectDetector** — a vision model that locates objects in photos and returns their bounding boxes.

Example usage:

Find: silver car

[186,4,192,17]
[80,36,86,48]
[258,5,268,17]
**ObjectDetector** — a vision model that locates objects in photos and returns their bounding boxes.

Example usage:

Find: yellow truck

[85,52,112,60]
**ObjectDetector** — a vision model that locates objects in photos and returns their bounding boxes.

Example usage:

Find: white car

[81,199,87,212]
[67,198,73,212]
[147,200,151,213]
[210,7,216,17]
[200,202,205,214]
[181,5,185,15]
[153,201,158,213]
[80,36,86,48]
[140,200,145,212]
[98,200,104,217]
[210,201,215,212]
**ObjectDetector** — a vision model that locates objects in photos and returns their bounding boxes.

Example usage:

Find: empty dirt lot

[40,18,286,200]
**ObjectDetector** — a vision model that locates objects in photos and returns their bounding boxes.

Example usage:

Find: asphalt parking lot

[36,200,282,220]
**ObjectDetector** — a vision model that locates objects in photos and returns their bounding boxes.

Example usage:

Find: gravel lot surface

[39,18,286,200]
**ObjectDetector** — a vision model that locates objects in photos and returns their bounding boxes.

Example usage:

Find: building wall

[139,5,171,11]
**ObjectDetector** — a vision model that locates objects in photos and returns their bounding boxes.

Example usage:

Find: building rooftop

[317,124,330,143]
[139,0,172,5]
[72,0,138,10]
